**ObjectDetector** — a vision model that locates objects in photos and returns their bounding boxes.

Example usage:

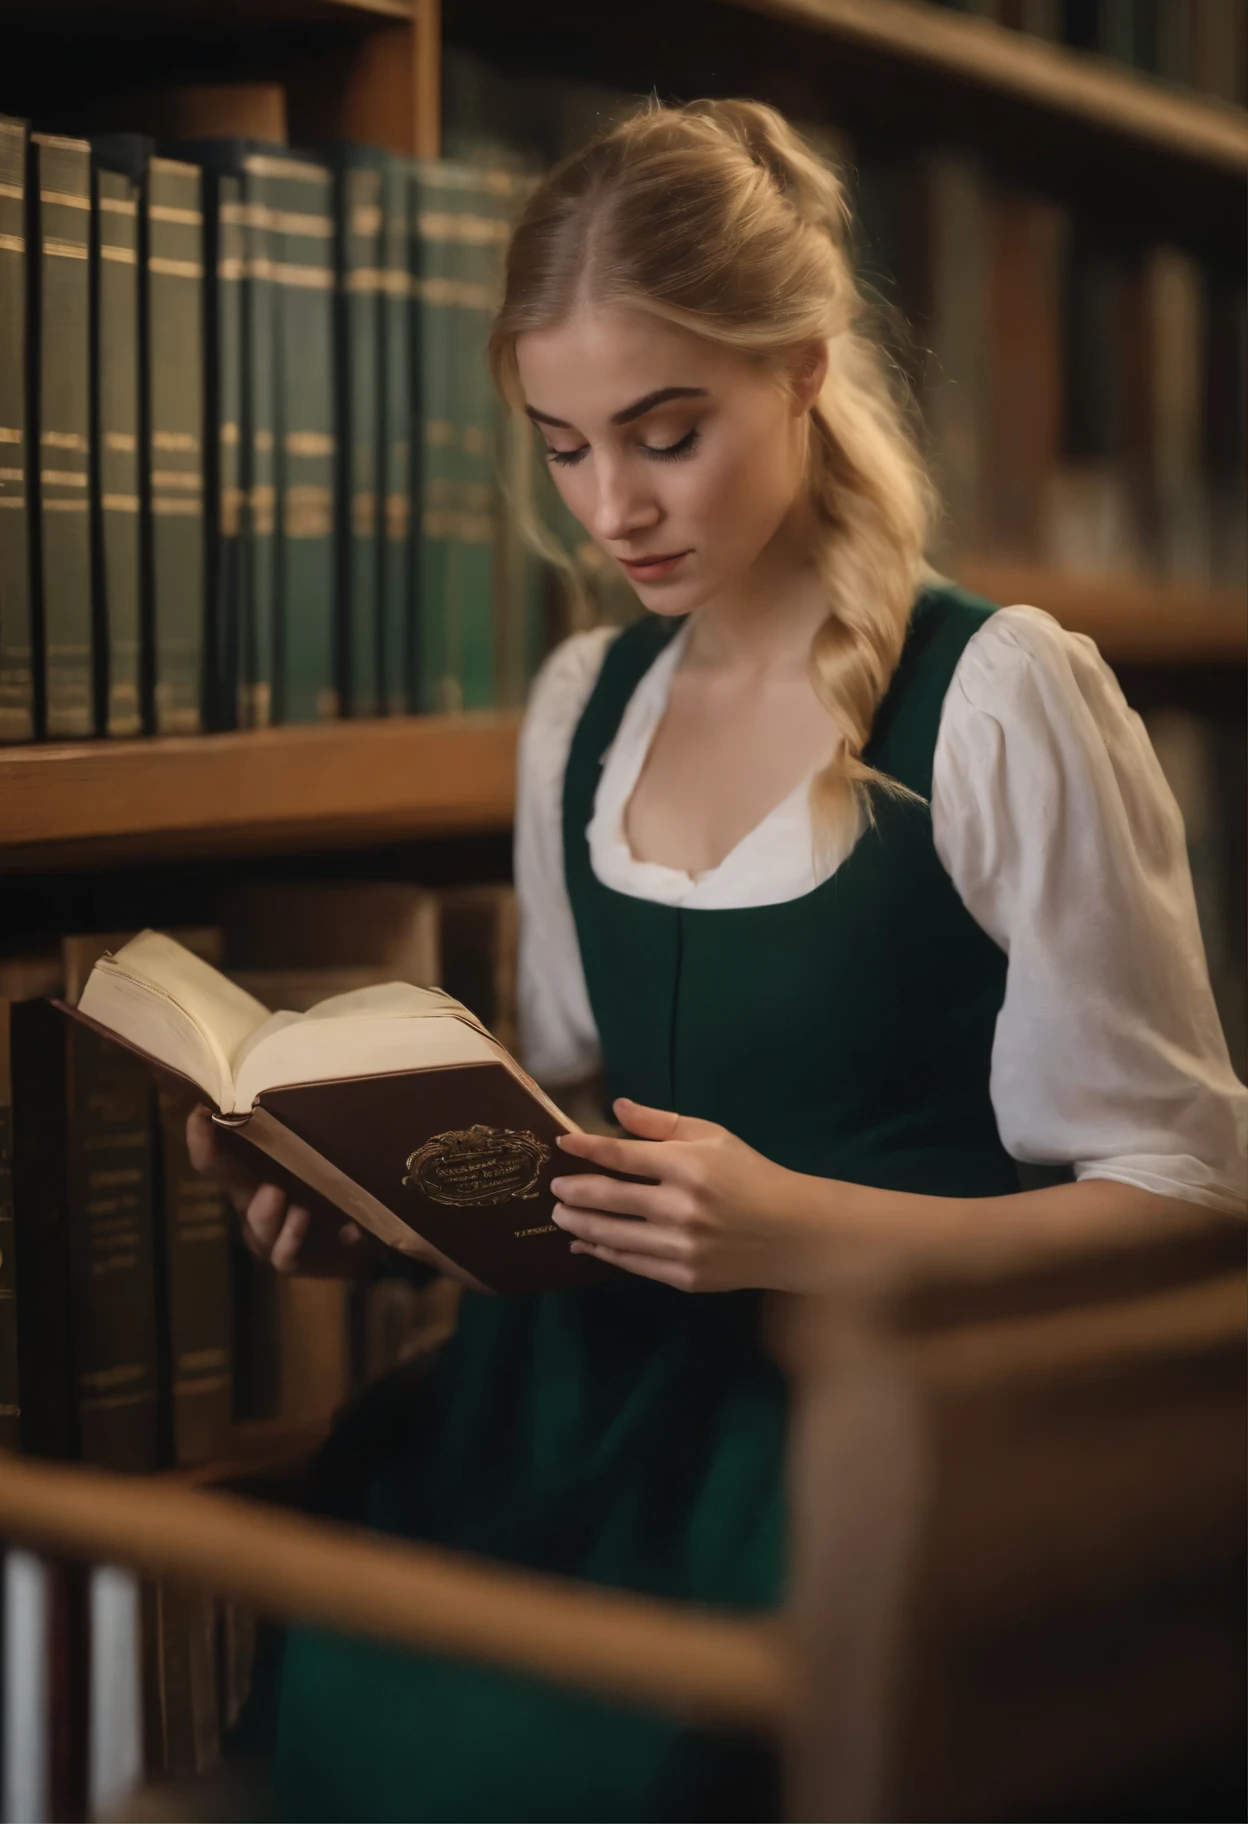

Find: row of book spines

[0,1005,235,1472]
[852,143,1246,577]
[0,125,530,746]
[198,153,512,730]
[0,126,205,745]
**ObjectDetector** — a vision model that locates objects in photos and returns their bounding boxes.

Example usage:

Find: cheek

[686,424,796,555]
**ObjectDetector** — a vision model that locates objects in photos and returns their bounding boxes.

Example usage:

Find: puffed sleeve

[513,626,617,1087]
[932,604,1247,1214]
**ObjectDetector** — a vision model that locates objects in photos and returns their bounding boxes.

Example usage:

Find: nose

[590,453,661,546]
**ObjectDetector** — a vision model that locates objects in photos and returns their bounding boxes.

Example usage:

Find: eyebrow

[525,386,708,431]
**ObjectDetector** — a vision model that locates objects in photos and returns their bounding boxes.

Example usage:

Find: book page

[79,931,272,1108]
[235,1008,502,1111]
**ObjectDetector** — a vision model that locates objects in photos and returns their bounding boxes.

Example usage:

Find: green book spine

[211,173,246,732]
[155,1095,232,1467]
[412,162,455,714]
[380,156,413,715]
[33,132,96,738]
[271,155,338,724]
[0,115,34,742]
[146,157,205,734]
[448,167,506,712]
[337,155,383,718]
[240,159,277,728]
[0,1003,19,1451]
[93,161,143,737]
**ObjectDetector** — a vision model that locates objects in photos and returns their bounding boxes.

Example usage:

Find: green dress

[273,584,1019,1822]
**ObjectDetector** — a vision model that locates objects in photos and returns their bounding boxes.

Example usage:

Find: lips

[619,551,689,582]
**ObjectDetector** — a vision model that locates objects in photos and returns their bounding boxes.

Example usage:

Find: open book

[65,931,614,1294]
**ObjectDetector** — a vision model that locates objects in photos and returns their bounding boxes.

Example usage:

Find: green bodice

[273,582,1013,1823]
[564,582,1017,1198]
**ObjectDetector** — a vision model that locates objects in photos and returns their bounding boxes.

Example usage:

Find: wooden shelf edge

[736,0,1248,173]
[955,562,1247,664]
[0,570,1239,870]
[0,711,521,870]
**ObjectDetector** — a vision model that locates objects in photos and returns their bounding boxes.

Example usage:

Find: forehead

[515,304,752,424]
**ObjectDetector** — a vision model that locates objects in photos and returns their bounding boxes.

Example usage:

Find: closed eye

[546,443,588,468]
[641,427,700,462]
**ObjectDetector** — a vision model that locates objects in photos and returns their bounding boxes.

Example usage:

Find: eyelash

[546,428,701,468]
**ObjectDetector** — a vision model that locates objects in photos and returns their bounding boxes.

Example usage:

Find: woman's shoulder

[523,625,619,731]
[948,599,1120,721]
[517,626,621,791]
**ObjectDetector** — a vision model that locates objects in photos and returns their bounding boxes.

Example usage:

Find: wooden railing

[2,1201,1244,1823]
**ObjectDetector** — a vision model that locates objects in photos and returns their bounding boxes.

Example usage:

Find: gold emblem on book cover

[402,1125,550,1207]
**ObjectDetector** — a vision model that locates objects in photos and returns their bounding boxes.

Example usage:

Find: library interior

[0,0,1245,1819]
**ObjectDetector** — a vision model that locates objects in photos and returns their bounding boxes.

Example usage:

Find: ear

[789,339,828,414]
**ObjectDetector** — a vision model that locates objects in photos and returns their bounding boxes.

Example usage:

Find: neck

[684,502,828,679]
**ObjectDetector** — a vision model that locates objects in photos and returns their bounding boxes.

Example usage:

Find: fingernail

[555,1134,568,1148]
[551,1203,568,1227]
[550,1177,568,1196]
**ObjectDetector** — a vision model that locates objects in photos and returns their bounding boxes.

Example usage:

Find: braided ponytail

[490,98,936,854]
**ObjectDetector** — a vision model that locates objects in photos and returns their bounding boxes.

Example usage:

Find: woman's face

[514,305,823,616]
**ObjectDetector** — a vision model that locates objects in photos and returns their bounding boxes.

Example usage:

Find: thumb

[613,1097,718,1143]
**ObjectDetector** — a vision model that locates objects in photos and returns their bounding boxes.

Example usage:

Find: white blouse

[514,603,1248,1215]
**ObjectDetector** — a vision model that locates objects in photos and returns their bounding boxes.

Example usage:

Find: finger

[271,1205,311,1274]
[185,1105,220,1173]
[614,1098,721,1143]
[553,1204,689,1260]
[554,1131,665,1179]
[243,1182,288,1256]
[570,1239,694,1291]
[337,1221,364,1248]
[549,1172,677,1222]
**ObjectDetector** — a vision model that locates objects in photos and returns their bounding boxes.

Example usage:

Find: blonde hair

[488,98,936,849]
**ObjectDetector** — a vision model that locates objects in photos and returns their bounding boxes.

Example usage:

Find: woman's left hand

[549,1096,815,1293]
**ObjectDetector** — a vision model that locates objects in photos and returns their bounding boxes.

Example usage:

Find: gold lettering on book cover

[403,1125,550,1208]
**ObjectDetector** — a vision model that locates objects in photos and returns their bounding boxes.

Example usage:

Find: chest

[623,666,840,879]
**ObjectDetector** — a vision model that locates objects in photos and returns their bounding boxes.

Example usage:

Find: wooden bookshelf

[446,0,1247,248]
[0,571,1239,872]
[733,0,1248,172]
[0,711,519,872]
[956,565,1247,666]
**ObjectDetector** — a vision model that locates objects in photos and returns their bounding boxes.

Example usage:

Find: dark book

[147,156,207,733]
[333,148,385,719]
[32,132,96,738]
[381,154,414,715]
[10,997,161,1468]
[271,152,338,724]
[154,1093,233,1466]
[69,929,624,1295]
[0,1002,18,1451]
[0,114,35,743]
[144,1583,220,1779]
[0,954,67,1461]
[210,172,246,731]
[983,181,1064,558]
[160,138,273,731]
[443,164,507,712]
[412,159,453,713]
[91,144,144,737]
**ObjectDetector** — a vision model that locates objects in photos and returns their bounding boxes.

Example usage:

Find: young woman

[191,98,1246,1822]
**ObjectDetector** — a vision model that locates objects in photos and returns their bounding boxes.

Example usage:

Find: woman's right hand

[185,1105,379,1278]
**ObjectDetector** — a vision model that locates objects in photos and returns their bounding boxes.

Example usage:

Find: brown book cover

[56,1000,622,1296]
